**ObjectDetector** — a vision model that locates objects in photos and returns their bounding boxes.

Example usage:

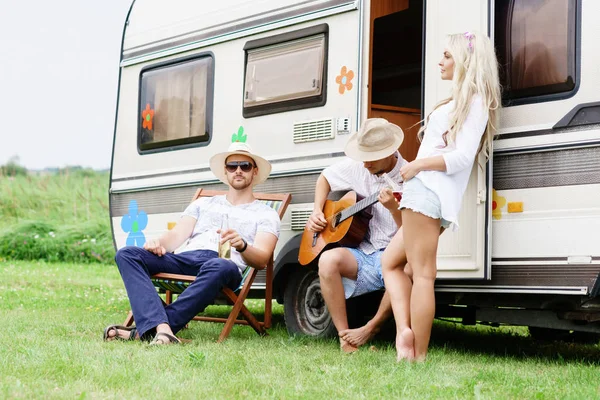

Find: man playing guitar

[307,118,408,353]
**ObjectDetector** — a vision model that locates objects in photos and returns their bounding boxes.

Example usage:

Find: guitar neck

[339,192,379,223]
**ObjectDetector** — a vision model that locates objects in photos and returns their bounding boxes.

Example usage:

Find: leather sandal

[150,332,182,345]
[103,325,137,341]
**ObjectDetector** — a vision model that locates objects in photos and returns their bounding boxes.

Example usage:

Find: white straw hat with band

[209,141,271,186]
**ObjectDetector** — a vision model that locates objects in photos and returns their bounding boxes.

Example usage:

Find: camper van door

[424,0,491,279]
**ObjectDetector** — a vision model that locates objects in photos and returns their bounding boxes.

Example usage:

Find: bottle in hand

[219,215,231,259]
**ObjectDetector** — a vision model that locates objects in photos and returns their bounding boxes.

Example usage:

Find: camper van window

[495,0,578,105]
[138,55,214,152]
[243,26,328,118]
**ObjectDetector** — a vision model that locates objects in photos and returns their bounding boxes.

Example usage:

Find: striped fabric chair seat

[152,266,253,295]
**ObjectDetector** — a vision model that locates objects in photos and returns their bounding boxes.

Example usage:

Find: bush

[58,166,101,178]
[0,170,115,264]
[1,159,27,177]
[0,220,115,264]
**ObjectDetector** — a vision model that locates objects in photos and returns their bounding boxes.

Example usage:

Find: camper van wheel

[283,267,336,337]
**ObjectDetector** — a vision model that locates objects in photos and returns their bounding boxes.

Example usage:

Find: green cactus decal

[231,126,247,143]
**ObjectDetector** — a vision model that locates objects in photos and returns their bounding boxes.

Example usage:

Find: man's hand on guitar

[379,188,399,211]
[307,209,328,232]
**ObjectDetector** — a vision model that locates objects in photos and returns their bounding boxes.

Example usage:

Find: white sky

[0,0,133,170]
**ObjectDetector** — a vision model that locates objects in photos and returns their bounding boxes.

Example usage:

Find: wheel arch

[274,233,317,303]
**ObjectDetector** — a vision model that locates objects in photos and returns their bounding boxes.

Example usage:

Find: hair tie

[464,32,474,52]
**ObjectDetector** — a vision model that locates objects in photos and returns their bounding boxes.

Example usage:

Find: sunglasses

[225,161,255,173]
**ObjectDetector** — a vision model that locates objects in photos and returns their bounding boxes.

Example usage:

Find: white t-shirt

[415,95,488,230]
[179,195,280,272]
[321,152,407,254]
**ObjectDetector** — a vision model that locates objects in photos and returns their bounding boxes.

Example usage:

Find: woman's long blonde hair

[418,31,501,160]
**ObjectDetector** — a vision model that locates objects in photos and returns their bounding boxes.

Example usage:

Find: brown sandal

[149,332,182,345]
[103,325,137,341]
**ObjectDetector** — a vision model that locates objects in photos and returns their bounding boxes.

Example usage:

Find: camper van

[110,0,600,340]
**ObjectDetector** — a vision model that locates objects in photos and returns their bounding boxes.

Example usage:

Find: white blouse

[415,95,488,231]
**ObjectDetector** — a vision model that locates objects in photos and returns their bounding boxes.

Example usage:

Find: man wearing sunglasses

[307,118,407,353]
[104,141,280,345]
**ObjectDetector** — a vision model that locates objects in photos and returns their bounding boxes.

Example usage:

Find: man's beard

[228,175,252,190]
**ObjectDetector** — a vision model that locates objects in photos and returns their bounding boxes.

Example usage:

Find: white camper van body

[110,0,600,337]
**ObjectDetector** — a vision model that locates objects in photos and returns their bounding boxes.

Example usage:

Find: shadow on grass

[359,320,600,364]
[344,292,600,363]
[285,312,600,364]
[426,321,600,364]
[201,299,600,364]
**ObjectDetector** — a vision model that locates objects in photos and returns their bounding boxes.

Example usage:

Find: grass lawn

[1,260,599,399]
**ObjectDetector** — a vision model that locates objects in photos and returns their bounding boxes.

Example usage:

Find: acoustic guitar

[298,191,381,266]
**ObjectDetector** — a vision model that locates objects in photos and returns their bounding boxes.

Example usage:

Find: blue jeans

[115,247,242,338]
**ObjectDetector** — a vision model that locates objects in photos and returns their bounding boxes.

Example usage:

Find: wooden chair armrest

[152,272,196,283]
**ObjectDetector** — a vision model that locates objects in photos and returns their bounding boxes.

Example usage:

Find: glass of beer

[218,215,231,259]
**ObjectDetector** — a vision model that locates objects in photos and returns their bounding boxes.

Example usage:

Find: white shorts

[399,177,451,229]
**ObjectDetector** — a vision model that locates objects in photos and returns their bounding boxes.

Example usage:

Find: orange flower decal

[492,189,507,220]
[142,103,155,130]
[335,66,354,95]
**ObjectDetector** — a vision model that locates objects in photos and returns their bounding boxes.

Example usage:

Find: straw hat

[344,118,404,162]
[209,142,271,186]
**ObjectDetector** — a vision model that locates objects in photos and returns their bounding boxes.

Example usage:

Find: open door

[424,0,492,279]
[367,0,423,162]
[368,0,491,278]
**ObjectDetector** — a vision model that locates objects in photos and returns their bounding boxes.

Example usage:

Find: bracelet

[238,239,248,253]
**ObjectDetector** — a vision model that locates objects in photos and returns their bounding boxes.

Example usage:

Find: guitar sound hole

[332,213,341,229]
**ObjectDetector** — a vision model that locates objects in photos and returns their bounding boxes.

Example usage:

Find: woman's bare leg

[381,228,414,360]
[401,209,441,361]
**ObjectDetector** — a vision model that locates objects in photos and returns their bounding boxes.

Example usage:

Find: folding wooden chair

[122,189,291,342]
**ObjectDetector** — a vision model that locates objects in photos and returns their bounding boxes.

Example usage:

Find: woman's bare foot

[338,323,379,347]
[396,328,415,361]
[340,337,359,353]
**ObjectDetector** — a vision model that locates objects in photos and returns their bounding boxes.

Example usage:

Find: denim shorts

[399,178,451,229]
[341,248,385,299]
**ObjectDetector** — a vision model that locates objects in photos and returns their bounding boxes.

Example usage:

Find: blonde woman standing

[381,31,501,361]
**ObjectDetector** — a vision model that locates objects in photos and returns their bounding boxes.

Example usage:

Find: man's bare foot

[396,328,415,361]
[340,338,358,354]
[338,324,379,347]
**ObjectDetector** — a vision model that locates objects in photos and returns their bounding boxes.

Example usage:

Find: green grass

[0,172,114,264]
[2,261,600,399]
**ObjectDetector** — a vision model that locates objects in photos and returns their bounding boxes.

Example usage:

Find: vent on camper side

[293,118,335,143]
[291,209,313,230]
